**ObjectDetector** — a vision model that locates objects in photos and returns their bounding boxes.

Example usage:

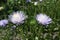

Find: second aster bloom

[36,13,52,25]
[9,11,27,24]
[0,19,8,26]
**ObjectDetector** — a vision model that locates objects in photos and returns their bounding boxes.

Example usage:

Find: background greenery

[0,0,60,40]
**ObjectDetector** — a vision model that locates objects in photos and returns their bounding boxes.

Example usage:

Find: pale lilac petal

[0,19,8,26]
[36,13,52,25]
[9,11,27,25]
[1,20,8,24]
[0,21,5,26]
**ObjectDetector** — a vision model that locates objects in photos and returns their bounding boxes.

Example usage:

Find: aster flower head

[36,13,52,25]
[0,19,8,26]
[9,11,27,25]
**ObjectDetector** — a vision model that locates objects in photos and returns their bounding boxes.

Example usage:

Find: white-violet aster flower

[0,19,8,26]
[9,11,27,24]
[36,14,52,25]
